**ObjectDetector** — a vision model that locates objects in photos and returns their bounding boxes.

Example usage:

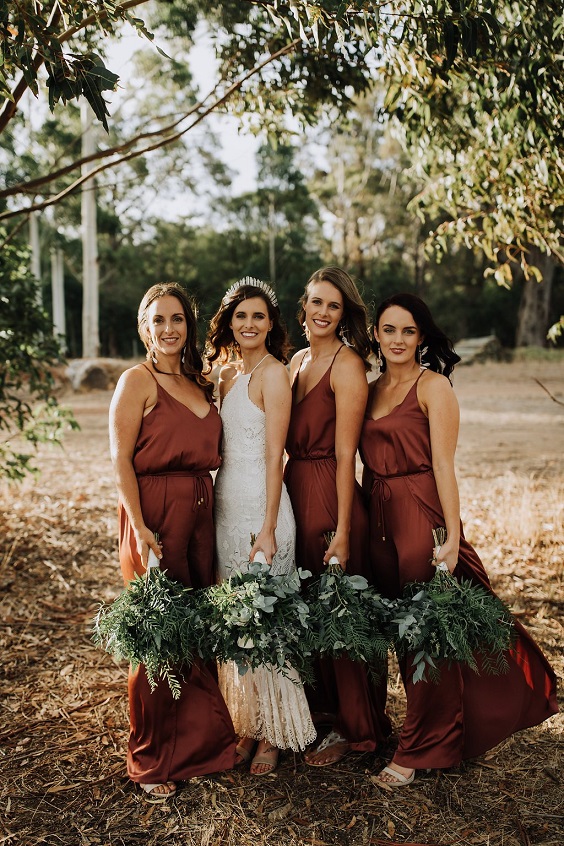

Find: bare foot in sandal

[140,781,177,803]
[235,736,256,766]
[374,762,415,788]
[250,740,279,776]
[304,730,350,767]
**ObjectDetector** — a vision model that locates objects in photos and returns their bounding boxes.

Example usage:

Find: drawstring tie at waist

[287,455,336,461]
[370,469,431,541]
[371,477,391,541]
[138,470,211,511]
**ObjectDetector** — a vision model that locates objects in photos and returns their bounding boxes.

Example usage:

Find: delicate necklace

[151,357,183,377]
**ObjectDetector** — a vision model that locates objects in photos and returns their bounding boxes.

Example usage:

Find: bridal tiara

[222,276,278,308]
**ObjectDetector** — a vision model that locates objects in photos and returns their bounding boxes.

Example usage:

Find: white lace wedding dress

[214,368,316,751]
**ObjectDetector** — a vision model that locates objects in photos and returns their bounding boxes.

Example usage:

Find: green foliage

[0,0,154,128]
[1,1,504,136]
[198,560,315,683]
[46,53,119,132]
[394,566,515,684]
[383,1,564,275]
[304,562,394,664]
[93,557,517,697]
[93,566,198,699]
[0,233,78,481]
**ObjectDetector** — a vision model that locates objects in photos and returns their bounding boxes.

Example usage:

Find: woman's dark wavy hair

[137,282,214,401]
[206,283,292,367]
[297,266,372,371]
[374,293,460,380]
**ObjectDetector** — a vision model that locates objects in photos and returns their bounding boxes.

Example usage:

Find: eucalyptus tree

[380,1,564,343]
[0,230,78,480]
[2,2,561,342]
[1,2,504,220]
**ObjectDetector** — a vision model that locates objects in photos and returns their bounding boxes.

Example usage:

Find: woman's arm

[420,373,461,573]
[325,351,369,569]
[109,368,162,567]
[249,363,292,565]
[289,348,308,383]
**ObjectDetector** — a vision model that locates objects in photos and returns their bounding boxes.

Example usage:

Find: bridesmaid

[109,283,238,802]
[284,266,391,767]
[360,292,558,787]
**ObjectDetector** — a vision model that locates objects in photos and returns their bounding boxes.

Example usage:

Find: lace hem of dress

[218,662,316,751]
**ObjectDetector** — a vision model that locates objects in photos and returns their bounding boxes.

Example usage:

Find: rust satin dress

[284,350,391,750]
[360,375,558,769]
[118,374,237,783]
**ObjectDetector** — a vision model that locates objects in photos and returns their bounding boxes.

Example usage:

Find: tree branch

[0,38,301,222]
[533,378,564,407]
[0,0,152,134]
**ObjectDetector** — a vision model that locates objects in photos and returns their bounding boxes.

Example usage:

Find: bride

[206,278,316,775]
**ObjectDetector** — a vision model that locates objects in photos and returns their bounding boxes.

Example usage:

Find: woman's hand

[135,526,163,569]
[434,537,459,574]
[323,531,349,571]
[250,528,277,566]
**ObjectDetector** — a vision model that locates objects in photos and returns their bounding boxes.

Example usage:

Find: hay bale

[455,335,503,365]
[66,358,133,392]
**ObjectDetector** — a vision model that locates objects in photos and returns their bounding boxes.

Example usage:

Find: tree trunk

[514,248,556,347]
[81,105,100,358]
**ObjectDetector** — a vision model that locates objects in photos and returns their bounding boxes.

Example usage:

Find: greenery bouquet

[304,536,394,664]
[392,528,515,683]
[93,548,198,699]
[197,554,315,682]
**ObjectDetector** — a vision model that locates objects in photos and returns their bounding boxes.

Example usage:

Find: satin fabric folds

[285,353,391,751]
[359,376,558,769]
[118,376,237,783]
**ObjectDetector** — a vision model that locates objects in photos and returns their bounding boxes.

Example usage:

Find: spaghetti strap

[293,345,345,397]
[141,363,159,383]
[248,353,271,377]
[330,344,345,367]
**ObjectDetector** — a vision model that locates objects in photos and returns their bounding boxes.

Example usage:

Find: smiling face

[303,281,344,340]
[376,305,423,366]
[146,295,188,359]
[229,296,273,353]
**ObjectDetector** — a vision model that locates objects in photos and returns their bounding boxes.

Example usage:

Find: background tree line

[1,1,563,481]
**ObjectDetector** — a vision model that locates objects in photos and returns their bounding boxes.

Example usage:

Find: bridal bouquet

[392,528,515,683]
[93,547,198,699]
[197,556,315,682]
[304,536,394,664]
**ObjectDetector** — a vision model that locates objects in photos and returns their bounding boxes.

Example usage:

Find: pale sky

[107,23,260,201]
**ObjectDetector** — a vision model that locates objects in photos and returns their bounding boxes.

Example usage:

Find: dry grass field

[0,359,562,846]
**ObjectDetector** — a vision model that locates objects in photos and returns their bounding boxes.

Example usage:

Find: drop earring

[339,322,352,347]
[181,345,186,366]
[418,344,430,369]
[375,341,383,370]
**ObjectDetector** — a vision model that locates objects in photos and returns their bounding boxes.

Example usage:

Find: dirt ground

[0,359,562,846]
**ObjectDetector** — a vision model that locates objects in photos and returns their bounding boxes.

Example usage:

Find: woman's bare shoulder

[333,345,366,377]
[417,369,458,411]
[219,361,239,381]
[262,356,291,388]
[116,363,153,389]
[289,348,309,377]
